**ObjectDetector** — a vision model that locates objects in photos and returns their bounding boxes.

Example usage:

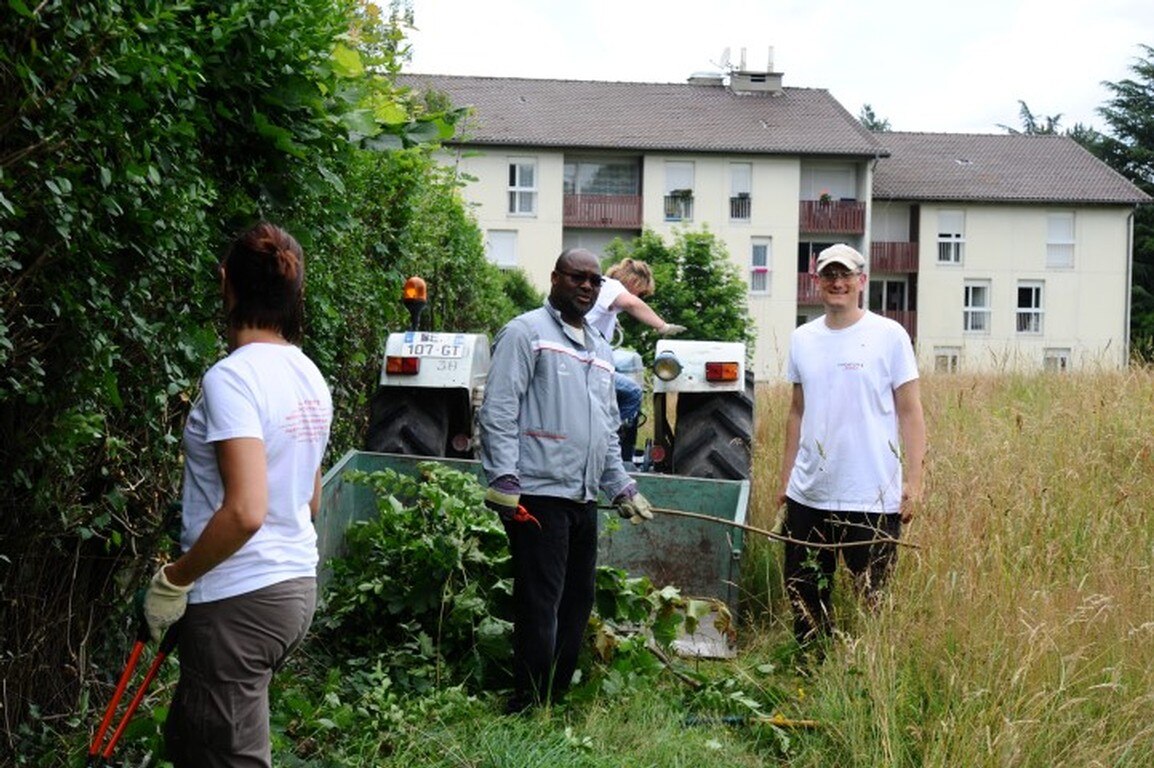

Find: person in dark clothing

[478,247,653,712]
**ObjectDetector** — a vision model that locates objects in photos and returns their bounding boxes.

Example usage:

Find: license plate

[401,332,465,358]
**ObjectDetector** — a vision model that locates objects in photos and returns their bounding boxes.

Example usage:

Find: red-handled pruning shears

[513,504,541,528]
[87,622,180,767]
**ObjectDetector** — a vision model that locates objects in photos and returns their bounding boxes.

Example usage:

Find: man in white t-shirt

[585,258,685,461]
[776,243,926,651]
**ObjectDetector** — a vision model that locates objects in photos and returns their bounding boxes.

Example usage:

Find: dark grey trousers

[164,576,316,768]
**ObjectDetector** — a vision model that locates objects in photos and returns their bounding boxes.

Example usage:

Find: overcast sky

[404,0,1154,135]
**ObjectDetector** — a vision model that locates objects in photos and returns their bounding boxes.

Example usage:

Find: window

[563,157,640,195]
[507,158,537,215]
[750,237,771,294]
[934,347,961,373]
[938,210,965,264]
[1043,348,1070,372]
[1047,212,1075,268]
[963,280,991,333]
[801,166,855,201]
[1016,281,1043,334]
[730,163,752,220]
[664,161,695,221]
[869,279,909,312]
[485,230,517,268]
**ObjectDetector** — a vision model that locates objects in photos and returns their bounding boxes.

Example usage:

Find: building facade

[399,70,1148,378]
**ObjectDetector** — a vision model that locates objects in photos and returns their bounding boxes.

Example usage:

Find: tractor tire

[365,387,450,457]
[671,372,754,480]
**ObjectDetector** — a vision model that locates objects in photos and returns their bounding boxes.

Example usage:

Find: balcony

[729,195,751,220]
[881,310,917,342]
[870,241,919,273]
[799,199,865,234]
[563,194,643,229]
[797,272,822,304]
[664,194,694,222]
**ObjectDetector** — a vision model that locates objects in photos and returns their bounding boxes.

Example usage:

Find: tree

[1094,44,1154,354]
[997,100,1063,134]
[603,229,754,366]
[859,103,892,132]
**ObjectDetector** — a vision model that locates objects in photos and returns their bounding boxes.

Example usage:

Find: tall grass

[742,370,1154,766]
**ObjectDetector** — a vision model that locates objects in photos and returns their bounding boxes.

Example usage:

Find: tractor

[365,277,754,481]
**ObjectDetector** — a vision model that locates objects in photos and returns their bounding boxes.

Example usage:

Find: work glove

[615,491,654,525]
[142,565,193,643]
[658,323,687,337]
[485,486,542,529]
[484,486,520,523]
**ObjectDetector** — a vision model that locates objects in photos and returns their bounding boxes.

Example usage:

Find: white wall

[915,204,1131,371]
[640,153,806,379]
[439,146,566,288]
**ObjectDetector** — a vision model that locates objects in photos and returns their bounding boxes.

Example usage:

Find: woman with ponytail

[141,222,333,767]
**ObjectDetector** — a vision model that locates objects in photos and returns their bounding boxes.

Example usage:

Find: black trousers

[503,494,598,704]
[782,498,901,645]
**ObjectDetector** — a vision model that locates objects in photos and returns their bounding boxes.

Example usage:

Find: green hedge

[0,1,521,750]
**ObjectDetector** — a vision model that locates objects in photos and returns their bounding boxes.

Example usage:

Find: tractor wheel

[671,372,754,480]
[365,387,450,457]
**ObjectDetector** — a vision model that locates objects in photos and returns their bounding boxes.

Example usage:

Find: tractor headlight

[653,350,682,382]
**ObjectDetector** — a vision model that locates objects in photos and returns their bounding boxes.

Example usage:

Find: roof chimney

[728,46,783,95]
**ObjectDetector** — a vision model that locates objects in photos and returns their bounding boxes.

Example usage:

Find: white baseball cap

[815,244,866,273]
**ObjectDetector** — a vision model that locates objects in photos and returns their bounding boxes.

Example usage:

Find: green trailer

[317,450,751,621]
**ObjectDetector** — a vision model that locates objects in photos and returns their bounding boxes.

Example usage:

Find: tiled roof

[398,73,886,157]
[872,132,1150,205]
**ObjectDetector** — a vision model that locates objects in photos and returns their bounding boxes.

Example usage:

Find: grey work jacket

[478,301,634,502]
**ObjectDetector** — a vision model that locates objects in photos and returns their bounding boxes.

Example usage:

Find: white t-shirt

[785,312,918,514]
[585,277,629,341]
[180,342,333,603]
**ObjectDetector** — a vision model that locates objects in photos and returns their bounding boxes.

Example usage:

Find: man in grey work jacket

[479,247,654,714]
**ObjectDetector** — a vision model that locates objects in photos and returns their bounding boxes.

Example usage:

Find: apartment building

[398,68,1148,377]
[871,131,1147,372]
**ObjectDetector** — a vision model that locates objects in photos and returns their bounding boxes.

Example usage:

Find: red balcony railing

[563,194,643,229]
[880,310,917,341]
[797,272,822,304]
[799,200,865,234]
[870,241,919,273]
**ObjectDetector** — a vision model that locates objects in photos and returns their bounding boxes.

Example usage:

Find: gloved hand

[615,491,654,525]
[658,323,687,337]
[142,565,193,642]
[484,486,520,523]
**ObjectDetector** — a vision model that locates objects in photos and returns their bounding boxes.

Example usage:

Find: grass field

[391,369,1154,767]
[735,369,1154,766]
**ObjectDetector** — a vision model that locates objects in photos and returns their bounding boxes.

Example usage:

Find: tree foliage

[1092,44,1154,351]
[604,229,755,365]
[999,46,1154,352]
[858,103,892,132]
[0,1,513,749]
[997,99,1063,135]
